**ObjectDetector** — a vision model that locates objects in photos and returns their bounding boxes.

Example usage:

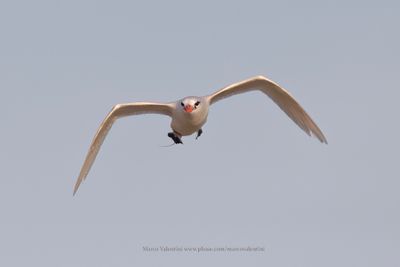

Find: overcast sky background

[0,1,399,266]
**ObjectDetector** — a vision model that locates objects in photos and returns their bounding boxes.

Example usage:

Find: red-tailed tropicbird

[73,76,327,195]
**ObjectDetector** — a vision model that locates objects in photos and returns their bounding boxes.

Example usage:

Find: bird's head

[179,97,202,113]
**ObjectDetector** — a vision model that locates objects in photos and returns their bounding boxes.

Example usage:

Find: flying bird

[73,76,327,195]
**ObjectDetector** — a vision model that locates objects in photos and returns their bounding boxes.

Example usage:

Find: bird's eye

[181,102,184,106]
[195,101,200,106]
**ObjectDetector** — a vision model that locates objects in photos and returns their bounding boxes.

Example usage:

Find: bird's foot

[196,129,203,140]
[168,132,183,144]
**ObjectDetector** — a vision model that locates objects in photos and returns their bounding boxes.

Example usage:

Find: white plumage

[73,76,327,195]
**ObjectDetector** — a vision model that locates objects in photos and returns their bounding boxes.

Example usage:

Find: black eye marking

[181,102,184,106]
[195,101,200,106]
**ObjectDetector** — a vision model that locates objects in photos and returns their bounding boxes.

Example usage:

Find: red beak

[184,105,193,113]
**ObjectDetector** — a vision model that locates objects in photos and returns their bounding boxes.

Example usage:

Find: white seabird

[73,76,327,195]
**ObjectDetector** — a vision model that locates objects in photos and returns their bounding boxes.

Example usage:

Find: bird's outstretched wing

[207,76,327,144]
[73,102,174,195]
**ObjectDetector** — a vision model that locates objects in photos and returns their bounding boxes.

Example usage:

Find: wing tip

[322,135,328,144]
[306,128,328,145]
[315,133,328,145]
[72,185,79,196]
[320,138,328,145]
[72,178,83,196]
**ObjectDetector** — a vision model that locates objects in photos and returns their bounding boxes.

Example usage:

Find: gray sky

[1,1,399,266]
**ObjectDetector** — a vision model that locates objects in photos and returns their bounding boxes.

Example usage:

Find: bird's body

[73,76,327,195]
[171,96,209,136]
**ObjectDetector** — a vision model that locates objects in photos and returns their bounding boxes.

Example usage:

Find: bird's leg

[168,132,183,144]
[196,128,203,140]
